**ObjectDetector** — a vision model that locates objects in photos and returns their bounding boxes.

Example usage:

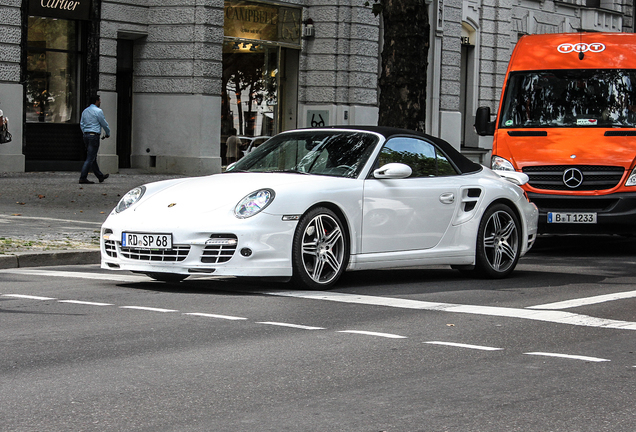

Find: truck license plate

[547,212,597,224]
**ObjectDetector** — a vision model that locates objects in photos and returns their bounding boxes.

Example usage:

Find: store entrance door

[116,39,134,168]
[222,41,293,164]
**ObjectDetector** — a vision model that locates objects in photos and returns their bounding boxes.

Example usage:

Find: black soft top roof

[324,125,483,175]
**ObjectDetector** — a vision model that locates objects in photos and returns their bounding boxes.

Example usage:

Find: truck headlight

[491,156,516,172]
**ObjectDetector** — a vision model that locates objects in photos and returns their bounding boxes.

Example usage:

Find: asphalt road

[1,235,636,431]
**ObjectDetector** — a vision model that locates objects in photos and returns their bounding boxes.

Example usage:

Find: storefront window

[26,17,79,123]
[222,40,279,138]
[221,0,301,164]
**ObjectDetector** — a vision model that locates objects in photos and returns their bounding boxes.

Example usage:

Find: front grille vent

[201,234,238,264]
[522,165,624,191]
[104,240,117,258]
[529,196,618,212]
[120,245,190,262]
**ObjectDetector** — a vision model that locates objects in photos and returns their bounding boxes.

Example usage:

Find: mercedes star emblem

[563,168,584,188]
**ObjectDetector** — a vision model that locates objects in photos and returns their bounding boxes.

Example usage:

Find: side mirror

[475,106,496,136]
[373,163,412,179]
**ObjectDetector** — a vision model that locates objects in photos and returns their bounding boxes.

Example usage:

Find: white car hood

[130,172,316,217]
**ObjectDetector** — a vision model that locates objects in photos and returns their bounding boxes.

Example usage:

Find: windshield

[226,131,379,178]
[500,69,636,128]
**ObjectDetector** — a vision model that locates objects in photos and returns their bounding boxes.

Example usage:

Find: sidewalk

[0,169,186,269]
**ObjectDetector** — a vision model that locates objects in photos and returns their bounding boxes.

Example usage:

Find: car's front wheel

[291,207,349,290]
[473,203,522,278]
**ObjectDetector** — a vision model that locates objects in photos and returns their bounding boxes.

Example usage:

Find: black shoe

[99,174,109,183]
[79,179,95,184]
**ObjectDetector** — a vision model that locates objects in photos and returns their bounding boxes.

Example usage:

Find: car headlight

[626,169,636,187]
[235,189,275,219]
[115,186,146,213]
[491,155,516,171]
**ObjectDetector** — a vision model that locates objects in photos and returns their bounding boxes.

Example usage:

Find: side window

[436,148,457,176]
[377,137,458,177]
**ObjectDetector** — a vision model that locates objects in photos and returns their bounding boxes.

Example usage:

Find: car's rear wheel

[473,203,521,278]
[292,207,349,290]
[145,272,188,283]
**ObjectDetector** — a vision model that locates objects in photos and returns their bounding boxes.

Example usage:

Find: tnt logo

[557,42,606,54]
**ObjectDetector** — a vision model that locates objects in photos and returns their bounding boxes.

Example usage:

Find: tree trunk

[378,0,430,132]
[232,77,244,135]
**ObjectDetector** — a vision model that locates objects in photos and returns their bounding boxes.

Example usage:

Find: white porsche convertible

[101,126,538,289]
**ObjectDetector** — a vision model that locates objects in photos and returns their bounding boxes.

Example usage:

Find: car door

[361,136,461,253]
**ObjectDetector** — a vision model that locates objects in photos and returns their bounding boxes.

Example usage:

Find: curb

[0,249,101,269]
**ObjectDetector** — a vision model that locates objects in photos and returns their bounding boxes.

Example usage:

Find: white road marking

[0,214,102,225]
[120,306,178,313]
[2,294,56,301]
[425,341,503,351]
[0,268,148,282]
[268,291,636,331]
[528,289,636,310]
[257,322,325,330]
[524,352,610,362]
[0,284,626,365]
[4,268,636,331]
[338,330,407,339]
[58,300,113,306]
[185,312,248,320]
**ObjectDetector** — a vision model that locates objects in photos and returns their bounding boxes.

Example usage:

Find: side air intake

[453,188,483,225]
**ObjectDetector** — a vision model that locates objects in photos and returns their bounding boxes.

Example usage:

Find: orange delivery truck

[475,32,636,234]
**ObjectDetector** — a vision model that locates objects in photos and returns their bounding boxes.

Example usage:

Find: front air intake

[201,234,238,264]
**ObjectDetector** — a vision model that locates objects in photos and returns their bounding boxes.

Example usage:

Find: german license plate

[122,232,172,249]
[547,212,597,224]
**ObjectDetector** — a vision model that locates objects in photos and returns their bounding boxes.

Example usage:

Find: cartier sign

[224,0,301,46]
[29,0,92,20]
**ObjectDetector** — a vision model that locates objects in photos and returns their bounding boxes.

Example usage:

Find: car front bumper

[100,212,298,278]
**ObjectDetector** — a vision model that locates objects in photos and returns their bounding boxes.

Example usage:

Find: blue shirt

[80,104,110,136]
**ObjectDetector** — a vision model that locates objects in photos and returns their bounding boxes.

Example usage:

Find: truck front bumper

[528,192,636,234]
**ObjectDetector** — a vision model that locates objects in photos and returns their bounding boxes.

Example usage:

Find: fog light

[240,248,252,257]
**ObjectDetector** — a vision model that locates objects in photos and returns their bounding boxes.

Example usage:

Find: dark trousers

[80,133,104,181]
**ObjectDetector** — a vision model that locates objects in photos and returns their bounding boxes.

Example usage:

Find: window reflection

[500,69,636,128]
[26,17,79,123]
[228,131,378,178]
[378,137,458,177]
[222,41,278,138]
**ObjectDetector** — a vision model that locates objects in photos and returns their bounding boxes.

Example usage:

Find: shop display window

[222,40,279,139]
[26,17,80,123]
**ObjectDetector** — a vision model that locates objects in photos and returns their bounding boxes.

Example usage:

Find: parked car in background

[101,126,538,289]
[239,135,271,155]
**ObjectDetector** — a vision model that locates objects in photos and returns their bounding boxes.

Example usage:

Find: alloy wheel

[483,209,519,273]
[300,213,346,285]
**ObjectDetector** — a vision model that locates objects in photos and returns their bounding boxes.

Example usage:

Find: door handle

[439,192,455,204]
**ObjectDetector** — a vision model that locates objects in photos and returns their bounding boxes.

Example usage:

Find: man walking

[79,94,110,184]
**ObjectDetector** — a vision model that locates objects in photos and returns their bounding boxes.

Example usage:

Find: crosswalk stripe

[4,268,636,331]
[267,291,636,331]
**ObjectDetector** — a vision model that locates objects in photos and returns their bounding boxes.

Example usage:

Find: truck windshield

[500,69,636,128]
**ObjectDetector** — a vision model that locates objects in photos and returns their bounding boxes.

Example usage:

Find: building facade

[0,0,633,174]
